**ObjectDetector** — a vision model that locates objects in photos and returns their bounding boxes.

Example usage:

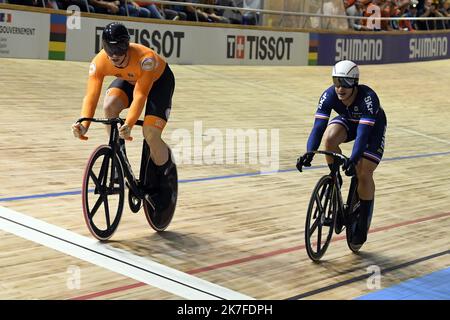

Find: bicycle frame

[79,114,179,239]
[299,150,363,260]
[333,172,359,225]
[301,150,359,223]
[345,176,359,216]
[78,117,149,202]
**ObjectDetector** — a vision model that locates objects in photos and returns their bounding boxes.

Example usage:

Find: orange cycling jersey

[80,43,167,129]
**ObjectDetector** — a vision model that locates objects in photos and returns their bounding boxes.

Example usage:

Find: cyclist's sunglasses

[332,77,357,88]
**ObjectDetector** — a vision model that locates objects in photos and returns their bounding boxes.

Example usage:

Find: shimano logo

[335,39,383,62]
[409,37,448,59]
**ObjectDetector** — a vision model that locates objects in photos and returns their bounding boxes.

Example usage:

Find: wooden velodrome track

[0,57,449,300]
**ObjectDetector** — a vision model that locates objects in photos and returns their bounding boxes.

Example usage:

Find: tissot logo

[95,27,184,58]
[235,35,245,59]
[227,35,293,61]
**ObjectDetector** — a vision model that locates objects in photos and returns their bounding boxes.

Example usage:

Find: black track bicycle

[297,150,363,262]
[76,117,178,241]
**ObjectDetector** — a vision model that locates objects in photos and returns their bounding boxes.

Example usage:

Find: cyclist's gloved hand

[118,123,133,141]
[296,153,314,172]
[72,122,88,140]
[343,159,356,177]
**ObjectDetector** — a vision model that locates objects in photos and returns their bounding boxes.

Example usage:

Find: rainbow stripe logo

[48,14,66,60]
[308,33,319,66]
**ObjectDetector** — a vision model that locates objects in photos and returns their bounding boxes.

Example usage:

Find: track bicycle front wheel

[82,145,125,241]
[305,175,337,262]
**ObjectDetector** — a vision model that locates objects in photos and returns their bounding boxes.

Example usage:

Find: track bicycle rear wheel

[143,153,178,232]
[82,145,125,241]
[305,175,337,262]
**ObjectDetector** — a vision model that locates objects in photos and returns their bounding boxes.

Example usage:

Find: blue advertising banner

[310,32,450,65]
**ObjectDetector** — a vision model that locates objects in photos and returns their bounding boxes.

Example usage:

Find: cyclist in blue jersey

[297,60,387,246]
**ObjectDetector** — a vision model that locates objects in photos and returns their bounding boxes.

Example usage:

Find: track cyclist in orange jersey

[72,22,176,202]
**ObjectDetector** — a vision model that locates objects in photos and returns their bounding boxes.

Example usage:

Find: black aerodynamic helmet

[102,22,130,56]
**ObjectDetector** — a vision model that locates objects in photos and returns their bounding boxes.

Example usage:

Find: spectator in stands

[134,1,187,20]
[433,0,446,28]
[417,0,445,29]
[8,0,38,5]
[135,1,164,19]
[439,0,450,28]
[158,0,188,20]
[344,0,372,30]
[7,0,62,11]
[56,0,95,12]
[118,1,151,18]
[399,0,419,30]
[386,0,406,30]
[216,0,243,24]
[89,0,120,15]
[414,0,425,29]
[379,0,395,30]
[242,0,261,25]
[443,0,450,13]
[89,0,149,17]
[322,0,348,29]
[200,0,230,23]
[178,0,213,22]
[40,0,58,9]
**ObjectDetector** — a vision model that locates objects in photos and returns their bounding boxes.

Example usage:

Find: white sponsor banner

[67,17,309,65]
[0,9,49,59]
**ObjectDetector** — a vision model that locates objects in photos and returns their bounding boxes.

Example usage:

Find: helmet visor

[102,39,129,57]
[332,76,357,88]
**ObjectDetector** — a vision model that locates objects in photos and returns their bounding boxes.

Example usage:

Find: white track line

[0,205,253,300]
[397,127,450,145]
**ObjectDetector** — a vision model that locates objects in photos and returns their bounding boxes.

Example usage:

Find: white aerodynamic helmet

[332,60,359,88]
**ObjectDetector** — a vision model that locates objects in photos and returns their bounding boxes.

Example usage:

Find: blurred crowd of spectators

[344,0,450,31]
[3,0,262,25]
[4,0,450,30]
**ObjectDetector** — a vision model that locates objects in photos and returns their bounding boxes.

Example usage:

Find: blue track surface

[356,267,450,300]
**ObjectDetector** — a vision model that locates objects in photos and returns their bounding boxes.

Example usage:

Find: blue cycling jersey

[306,84,387,164]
